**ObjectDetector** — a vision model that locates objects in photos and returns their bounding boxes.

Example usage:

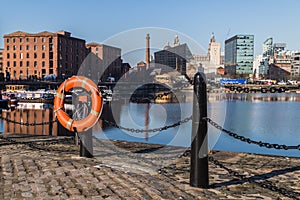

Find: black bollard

[79,129,93,158]
[49,108,53,136]
[190,72,209,188]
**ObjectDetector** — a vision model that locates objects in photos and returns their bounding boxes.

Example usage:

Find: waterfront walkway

[0,136,299,199]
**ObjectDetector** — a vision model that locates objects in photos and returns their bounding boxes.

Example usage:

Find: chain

[102,115,192,133]
[183,73,194,85]
[0,116,57,126]
[205,117,300,151]
[209,156,300,199]
[223,85,298,93]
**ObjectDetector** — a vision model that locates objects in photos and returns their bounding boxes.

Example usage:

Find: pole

[49,108,53,136]
[73,100,93,158]
[190,72,209,188]
[80,129,93,158]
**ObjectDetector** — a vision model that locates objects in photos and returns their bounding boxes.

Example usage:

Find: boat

[4,85,55,104]
[1,91,18,109]
[98,86,113,103]
[17,102,53,110]
[17,91,55,103]
[3,90,55,104]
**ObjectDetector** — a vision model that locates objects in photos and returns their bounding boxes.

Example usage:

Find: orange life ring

[54,76,103,132]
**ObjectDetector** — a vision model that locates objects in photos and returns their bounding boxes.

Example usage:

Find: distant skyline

[1,0,300,64]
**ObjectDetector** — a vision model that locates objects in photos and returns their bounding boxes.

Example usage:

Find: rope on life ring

[54,76,103,132]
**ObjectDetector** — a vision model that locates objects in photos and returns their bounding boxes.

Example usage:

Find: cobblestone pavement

[0,136,299,199]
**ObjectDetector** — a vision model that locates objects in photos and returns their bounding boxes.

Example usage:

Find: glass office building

[262,37,273,57]
[225,35,254,75]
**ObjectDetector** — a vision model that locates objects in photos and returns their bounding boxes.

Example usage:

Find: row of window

[6,53,81,64]
[6,44,83,54]
[10,69,53,77]
[292,73,299,76]
[59,38,82,47]
[6,44,52,51]
[6,37,52,44]
[236,67,253,70]
[59,63,77,69]
[7,38,84,49]
[237,47,254,50]
[58,46,83,54]
[7,52,49,59]
[7,61,50,68]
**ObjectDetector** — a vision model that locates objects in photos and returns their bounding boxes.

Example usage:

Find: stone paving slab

[0,136,299,199]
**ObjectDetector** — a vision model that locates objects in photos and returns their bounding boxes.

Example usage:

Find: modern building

[271,53,291,73]
[262,37,273,57]
[225,35,254,76]
[273,43,286,56]
[253,55,263,78]
[254,37,273,79]
[3,30,87,81]
[86,42,123,81]
[269,51,294,73]
[154,42,192,75]
[258,59,269,77]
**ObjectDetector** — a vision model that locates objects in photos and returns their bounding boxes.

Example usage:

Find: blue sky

[1,0,300,63]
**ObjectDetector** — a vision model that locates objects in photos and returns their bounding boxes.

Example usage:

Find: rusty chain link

[205,117,300,151]
[209,156,300,199]
[102,115,192,133]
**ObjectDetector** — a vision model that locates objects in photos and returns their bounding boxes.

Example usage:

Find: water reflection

[1,93,300,157]
[219,93,300,102]
[96,93,300,157]
[1,103,57,135]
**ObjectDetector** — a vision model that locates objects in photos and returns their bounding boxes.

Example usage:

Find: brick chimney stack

[146,33,150,70]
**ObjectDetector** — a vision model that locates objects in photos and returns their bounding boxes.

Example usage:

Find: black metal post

[49,108,53,136]
[190,72,209,188]
[80,129,93,158]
